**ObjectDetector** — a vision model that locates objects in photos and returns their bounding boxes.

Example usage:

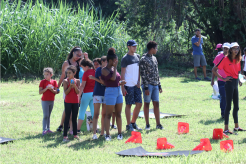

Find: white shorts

[93,96,105,104]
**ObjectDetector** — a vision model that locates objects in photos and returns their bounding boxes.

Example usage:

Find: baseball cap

[230,42,239,48]
[127,40,138,46]
[215,43,222,50]
[222,42,230,49]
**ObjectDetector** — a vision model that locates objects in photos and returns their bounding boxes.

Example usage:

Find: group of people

[191,29,246,134]
[39,40,163,142]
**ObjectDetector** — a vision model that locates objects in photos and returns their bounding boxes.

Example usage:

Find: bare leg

[112,112,116,126]
[125,104,132,125]
[115,103,123,134]
[153,101,160,125]
[105,105,115,136]
[101,104,106,135]
[93,103,101,134]
[143,102,150,125]
[235,123,239,128]
[202,65,207,78]
[224,125,229,131]
[77,119,83,130]
[194,67,198,78]
[131,103,142,123]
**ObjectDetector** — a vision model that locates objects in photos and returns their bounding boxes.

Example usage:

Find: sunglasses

[231,47,240,51]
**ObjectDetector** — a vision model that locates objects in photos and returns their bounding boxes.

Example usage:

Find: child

[93,58,101,70]
[63,65,80,142]
[242,47,246,76]
[77,59,96,133]
[39,67,58,135]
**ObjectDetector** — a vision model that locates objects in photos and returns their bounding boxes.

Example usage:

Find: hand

[113,59,118,68]
[211,80,214,87]
[145,90,149,96]
[198,33,201,38]
[159,88,163,93]
[120,80,126,85]
[70,83,76,88]
[46,84,53,90]
[223,76,232,82]
[57,88,60,94]
[121,86,127,96]
[84,52,88,59]
[89,75,95,80]
[135,81,140,88]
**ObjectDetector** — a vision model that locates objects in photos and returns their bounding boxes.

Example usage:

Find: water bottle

[71,79,74,84]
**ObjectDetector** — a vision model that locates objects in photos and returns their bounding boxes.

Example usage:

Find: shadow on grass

[198,118,224,125]
[238,138,246,144]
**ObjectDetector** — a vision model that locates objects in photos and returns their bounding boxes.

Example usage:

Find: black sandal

[234,127,245,131]
[223,130,233,134]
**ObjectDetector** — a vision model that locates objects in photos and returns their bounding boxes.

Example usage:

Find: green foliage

[0,0,143,78]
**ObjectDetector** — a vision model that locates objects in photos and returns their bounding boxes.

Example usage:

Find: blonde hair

[43,67,54,75]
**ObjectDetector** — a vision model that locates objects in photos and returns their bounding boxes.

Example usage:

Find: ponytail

[67,46,82,60]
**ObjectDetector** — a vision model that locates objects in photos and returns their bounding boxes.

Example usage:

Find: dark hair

[244,47,246,52]
[80,58,95,70]
[65,65,77,74]
[195,29,200,32]
[107,47,117,62]
[101,56,107,62]
[228,47,242,63]
[93,58,101,65]
[217,48,223,52]
[147,41,158,51]
[67,46,82,60]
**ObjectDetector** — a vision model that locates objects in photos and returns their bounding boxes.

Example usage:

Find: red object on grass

[192,138,212,151]
[156,138,175,150]
[178,122,189,134]
[220,140,234,152]
[212,128,229,139]
[125,131,142,144]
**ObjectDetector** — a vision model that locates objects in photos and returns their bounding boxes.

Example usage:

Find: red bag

[192,138,212,151]
[125,131,142,144]
[220,140,234,152]
[178,122,189,134]
[156,138,175,150]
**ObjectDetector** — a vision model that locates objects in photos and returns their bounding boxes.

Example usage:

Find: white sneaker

[105,135,111,141]
[92,134,98,140]
[117,134,123,140]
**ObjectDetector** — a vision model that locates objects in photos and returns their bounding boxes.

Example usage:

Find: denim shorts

[93,96,105,104]
[124,86,142,105]
[104,86,123,105]
[141,84,159,103]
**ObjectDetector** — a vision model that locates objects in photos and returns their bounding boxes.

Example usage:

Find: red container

[125,131,142,144]
[212,128,229,139]
[220,140,234,152]
[192,138,212,151]
[178,122,189,134]
[156,137,175,150]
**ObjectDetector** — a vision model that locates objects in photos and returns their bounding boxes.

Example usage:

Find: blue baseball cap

[127,40,138,46]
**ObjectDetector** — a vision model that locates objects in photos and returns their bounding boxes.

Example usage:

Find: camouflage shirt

[139,53,161,90]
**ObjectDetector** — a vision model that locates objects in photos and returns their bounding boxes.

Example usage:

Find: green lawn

[1,69,246,164]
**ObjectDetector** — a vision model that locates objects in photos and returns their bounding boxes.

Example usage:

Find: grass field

[1,68,246,164]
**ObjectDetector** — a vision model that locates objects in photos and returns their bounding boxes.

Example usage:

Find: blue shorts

[124,86,142,105]
[141,84,159,103]
[104,87,123,105]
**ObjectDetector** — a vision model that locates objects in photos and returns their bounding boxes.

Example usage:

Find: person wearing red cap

[211,42,230,119]
[212,42,245,134]
[215,43,223,55]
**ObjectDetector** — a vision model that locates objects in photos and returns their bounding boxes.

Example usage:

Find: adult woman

[56,46,88,133]
[212,42,245,134]
[101,48,126,141]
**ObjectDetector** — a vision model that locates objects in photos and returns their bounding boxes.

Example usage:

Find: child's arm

[63,79,72,95]
[89,75,105,85]
[74,79,80,94]
[79,81,86,101]
[39,87,48,94]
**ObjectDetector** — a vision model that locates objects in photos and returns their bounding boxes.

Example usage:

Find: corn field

[0,0,145,78]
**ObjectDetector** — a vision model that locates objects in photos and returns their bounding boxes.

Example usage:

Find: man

[121,40,142,131]
[139,41,163,130]
[211,42,230,119]
[191,29,211,81]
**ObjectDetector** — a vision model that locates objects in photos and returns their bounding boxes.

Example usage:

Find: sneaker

[132,123,142,130]
[77,130,81,134]
[234,127,245,131]
[195,77,201,80]
[223,130,233,134]
[74,135,80,140]
[42,130,48,136]
[156,124,164,130]
[126,124,135,131]
[111,125,117,129]
[117,134,123,140]
[47,130,54,133]
[92,134,98,140]
[105,135,111,141]
[145,124,150,130]
[63,137,69,142]
[204,77,211,81]
[56,125,63,132]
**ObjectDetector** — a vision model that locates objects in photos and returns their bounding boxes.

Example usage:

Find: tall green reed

[0,0,144,78]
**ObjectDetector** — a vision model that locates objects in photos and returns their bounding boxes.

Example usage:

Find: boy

[139,41,163,130]
[121,40,142,131]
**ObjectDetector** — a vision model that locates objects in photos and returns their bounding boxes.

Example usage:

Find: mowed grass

[1,70,246,164]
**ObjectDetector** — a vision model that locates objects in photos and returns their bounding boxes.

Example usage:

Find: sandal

[234,127,245,131]
[223,130,233,134]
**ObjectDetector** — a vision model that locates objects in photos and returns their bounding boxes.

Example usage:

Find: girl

[93,58,101,70]
[39,67,58,135]
[212,42,245,134]
[63,65,80,142]
[77,59,96,133]
[101,48,126,141]
[56,46,88,133]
